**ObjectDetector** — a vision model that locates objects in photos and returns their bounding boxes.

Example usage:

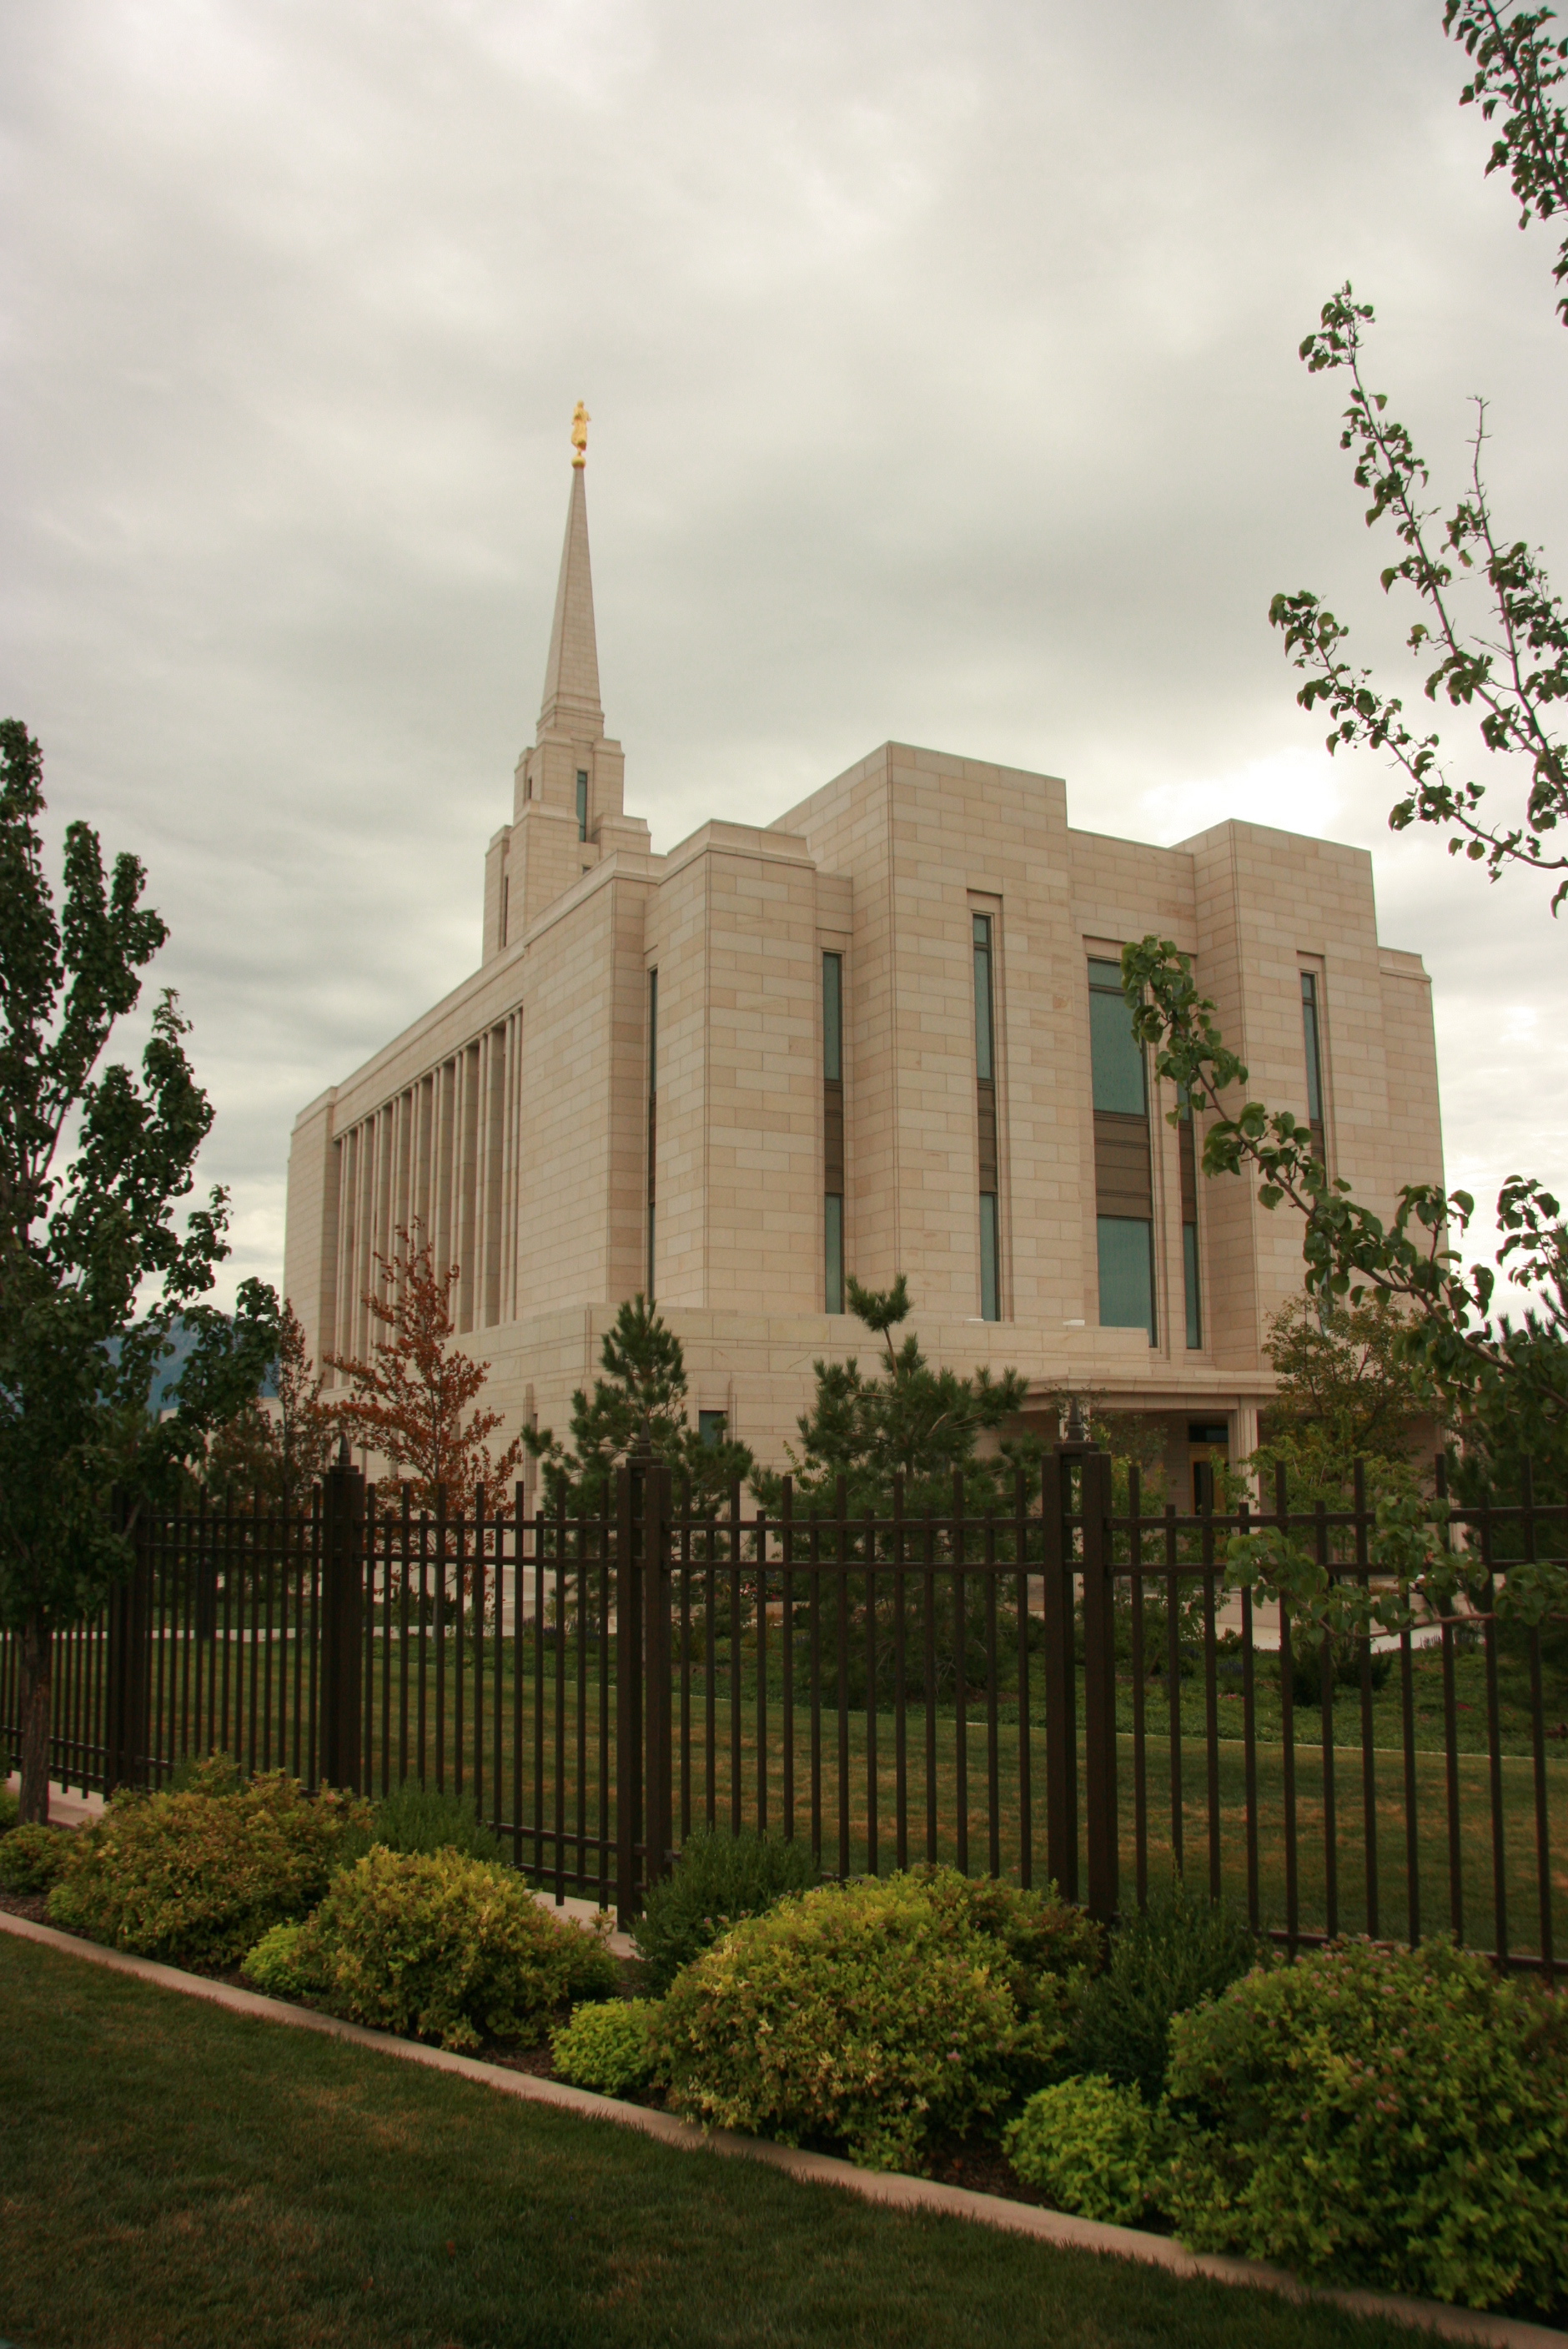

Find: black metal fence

[3,1445,1562,1973]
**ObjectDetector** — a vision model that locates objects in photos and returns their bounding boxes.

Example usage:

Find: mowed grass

[93,1635,1568,1954]
[0,1934,1443,2349]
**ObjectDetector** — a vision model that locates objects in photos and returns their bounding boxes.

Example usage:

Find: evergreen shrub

[367,1781,504,1865]
[46,1773,371,1966]
[657,1868,1094,2171]
[1163,1936,1568,2311]
[0,1786,19,1835]
[632,1825,819,1992]
[1004,2076,1154,2225]
[0,1820,72,1894]
[1065,1874,1259,2101]
[550,1997,661,2095]
[291,1847,618,2051]
[239,1920,309,1998]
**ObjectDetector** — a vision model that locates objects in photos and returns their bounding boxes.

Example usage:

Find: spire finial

[570,400,590,469]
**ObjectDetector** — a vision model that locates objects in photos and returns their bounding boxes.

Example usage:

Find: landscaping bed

[6,1765,1565,2334]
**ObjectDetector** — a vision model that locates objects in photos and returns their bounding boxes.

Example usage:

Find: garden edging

[3,1906,1562,2349]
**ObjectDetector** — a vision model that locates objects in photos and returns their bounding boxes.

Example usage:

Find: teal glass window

[1183,1221,1202,1350]
[824,1193,844,1313]
[698,1411,727,1449]
[1301,971,1324,1128]
[980,1193,1000,1322]
[972,915,995,1080]
[1097,1216,1155,1341]
[575,769,589,842]
[1088,958,1146,1115]
[822,953,842,1081]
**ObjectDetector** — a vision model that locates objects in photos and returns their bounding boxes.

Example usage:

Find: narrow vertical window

[1088,956,1156,1344]
[822,951,845,1310]
[646,969,657,1300]
[973,914,999,1320]
[1179,1087,1201,1349]
[1300,971,1326,1164]
[499,874,509,950]
[576,768,589,843]
[698,1410,727,1448]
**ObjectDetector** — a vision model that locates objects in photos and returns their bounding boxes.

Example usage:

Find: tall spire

[536,410,602,737]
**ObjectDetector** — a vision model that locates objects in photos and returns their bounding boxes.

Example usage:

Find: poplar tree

[0,722,277,1821]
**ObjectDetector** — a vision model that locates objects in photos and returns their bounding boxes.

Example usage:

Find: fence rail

[3,1445,1562,1974]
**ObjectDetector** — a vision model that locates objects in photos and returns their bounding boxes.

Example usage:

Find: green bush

[239,1920,310,1998]
[1004,2076,1155,2226]
[1065,1874,1259,2102]
[1164,1936,1568,2311]
[367,1781,504,1866]
[632,1826,819,1994]
[657,1869,1084,2172]
[46,1773,372,1967]
[550,1998,661,2095]
[293,1847,619,2052]
[168,1752,244,1797]
[0,1821,73,1894]
[0,1786,18,1836]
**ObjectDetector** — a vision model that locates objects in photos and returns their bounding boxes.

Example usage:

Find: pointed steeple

[536,447,603,737]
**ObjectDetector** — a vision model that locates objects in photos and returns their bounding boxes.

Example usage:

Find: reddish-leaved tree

[325,1223,523,1520]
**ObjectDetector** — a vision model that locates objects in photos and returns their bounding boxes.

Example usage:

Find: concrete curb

[3,1908,1564,2349]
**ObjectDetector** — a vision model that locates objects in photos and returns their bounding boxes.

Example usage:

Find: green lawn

[0,1934,1444,2349]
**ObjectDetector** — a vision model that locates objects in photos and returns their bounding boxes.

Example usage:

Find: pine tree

[525,1294,755,1521]
[751,1275,1039,1520]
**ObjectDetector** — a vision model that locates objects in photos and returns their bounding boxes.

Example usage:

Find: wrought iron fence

[3,1444,1562,1974]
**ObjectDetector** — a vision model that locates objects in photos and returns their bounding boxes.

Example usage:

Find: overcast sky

[3,0,1565,1315]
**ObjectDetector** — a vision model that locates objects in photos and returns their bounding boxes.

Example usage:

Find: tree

[750,1275,1038,1521]
[1259,1292,1435,1466]
[1269,8,1568,909]
[325,1223,524,1519]
[524,1294,756,1522]
[203,1300,338,1512]
[0,721,278,1821]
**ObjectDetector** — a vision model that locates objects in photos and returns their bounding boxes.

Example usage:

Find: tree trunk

[18,1610,51,1823]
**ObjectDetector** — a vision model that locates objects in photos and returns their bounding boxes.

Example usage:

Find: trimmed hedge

[0,1822,73,1894]
[550,1998,662,2095]
[286,1848,619,2051]
[1164,1935,1568,2312]
[657,1869,1094,2172]
[46,1774,371,1967]
[1005,2075,1154,2226]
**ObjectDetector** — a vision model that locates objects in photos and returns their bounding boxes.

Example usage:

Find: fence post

[616,1452,646,1929]
[643,1461,674,1897]
[319,1447,365,1792]
[103,1494,152,1796]
[1079,1446,1120,1924]
[1040,1450,1078,1900]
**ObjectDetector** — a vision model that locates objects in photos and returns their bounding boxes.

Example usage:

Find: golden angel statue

[570,401,590,466]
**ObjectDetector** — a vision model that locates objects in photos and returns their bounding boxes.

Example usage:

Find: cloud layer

[3,0,1564,1310]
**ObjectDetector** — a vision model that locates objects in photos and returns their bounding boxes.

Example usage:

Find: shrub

[168,1751,244,1797]
[46,1773,372,1967]
[1163,1936,1568,2311]
[367,1781,504,1866]
[550,1997,661,2095]
[0,1786,18,1836]
[294,1847,619,2052]
[1005,2076,1155,2226]
[633,1826,819,1994]
[0,1821,72,1894]
[658,1870,1046,2172]
[239,1920,311,1998]
[1065,1874,1259,2102]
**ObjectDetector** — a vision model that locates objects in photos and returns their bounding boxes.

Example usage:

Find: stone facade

[284,443,1445,1501]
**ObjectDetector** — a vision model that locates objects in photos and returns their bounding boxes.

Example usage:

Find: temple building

[284,420,1445,1500]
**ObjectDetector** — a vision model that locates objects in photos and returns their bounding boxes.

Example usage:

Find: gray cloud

[3,0,1564,1308]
